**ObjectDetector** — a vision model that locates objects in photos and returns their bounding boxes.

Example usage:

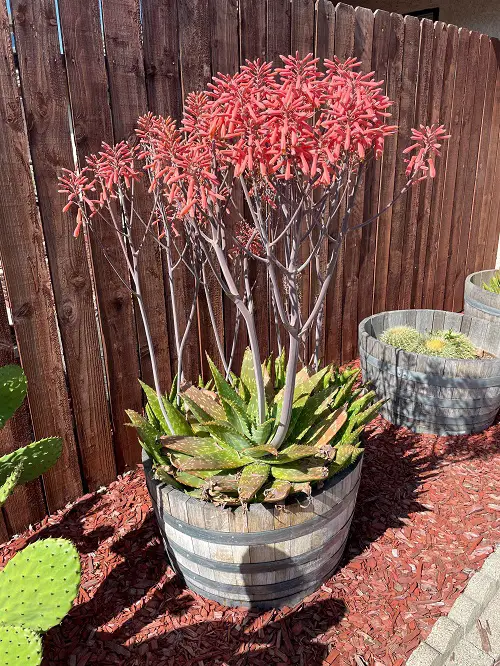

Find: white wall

[344,0,500,39]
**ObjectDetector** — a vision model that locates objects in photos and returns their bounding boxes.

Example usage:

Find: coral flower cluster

[59,53,445,237]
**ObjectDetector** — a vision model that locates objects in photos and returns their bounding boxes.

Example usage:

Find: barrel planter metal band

[143,452,362,608]
[464,270,500,323]
[359,309,500,436]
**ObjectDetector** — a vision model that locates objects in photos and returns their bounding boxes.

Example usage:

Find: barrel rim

[358,309,500,370]
[143,449,362,519]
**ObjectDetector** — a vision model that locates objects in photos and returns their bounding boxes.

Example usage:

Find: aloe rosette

[128,349,383,505]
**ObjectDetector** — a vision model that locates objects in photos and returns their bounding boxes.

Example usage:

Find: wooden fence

[0,0,499,538]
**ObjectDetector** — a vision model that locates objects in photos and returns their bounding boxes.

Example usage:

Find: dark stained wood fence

[0,0,499,536]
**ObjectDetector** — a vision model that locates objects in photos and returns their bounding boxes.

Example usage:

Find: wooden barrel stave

[464,270,500,323]
[359,309,500,435]
[143,454,362,608]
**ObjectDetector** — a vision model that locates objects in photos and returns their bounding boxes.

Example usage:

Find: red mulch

[1,417,500,666]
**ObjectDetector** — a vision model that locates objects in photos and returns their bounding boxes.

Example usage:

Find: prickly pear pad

[0,364,27,429]
[0,538,81,632]
[0,625,42,666]
[0,437,62,488]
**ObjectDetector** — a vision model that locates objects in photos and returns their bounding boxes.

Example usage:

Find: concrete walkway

[407,548,500,666]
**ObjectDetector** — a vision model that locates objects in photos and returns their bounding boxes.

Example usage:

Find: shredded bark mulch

[1,415,499,666]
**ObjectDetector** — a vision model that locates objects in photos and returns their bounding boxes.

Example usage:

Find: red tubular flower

[57,167,99,235]
[403,124,451,179]
[88,141,141,192]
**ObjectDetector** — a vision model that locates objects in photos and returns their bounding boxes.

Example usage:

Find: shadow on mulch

[42,508,347,665]
[345,415,500,563]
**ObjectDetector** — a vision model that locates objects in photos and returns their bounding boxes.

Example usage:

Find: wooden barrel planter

[359,309,500,436]
[143,452,362,609]
[464,270,500,323]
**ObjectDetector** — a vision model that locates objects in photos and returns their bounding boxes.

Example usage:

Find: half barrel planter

[359,309,500,436]
[464,269,500,323]
[143,452,362,608]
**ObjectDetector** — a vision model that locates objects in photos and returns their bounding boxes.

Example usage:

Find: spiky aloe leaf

[335,444,357,468]
[182,385,226,422]
[161,435,234,458]
[0,463,23,506]
[169,375,178,404]
[267,444,319,465]
[275,349,286,391]
[305,407,348,449]
[245,444,279,458]
[331,370,360,410]
[239,347,257,404]
[174,471,209,488]
[201,421,253,452]
[145,403,162,432]
[0,364,27,429]
[154,465,183,487]
[238,462,270,502]
[170,439,253,470]
[207,357,250,432]
[0,538,80,632]
[0,438,62,488]
[339,425,365,447]
[351,399,385,429]
[0,624,42,666]
[126,410,165,465]
[260,479,292,502]
[205,473,240,494]
[249,418,274,445]
[286,383,339,442]
[271,458,328,482]
[140,381,193,436]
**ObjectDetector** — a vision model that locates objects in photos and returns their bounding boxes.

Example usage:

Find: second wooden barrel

[359,309,500,435]
[464,270,500,324]
[143,453,362,609]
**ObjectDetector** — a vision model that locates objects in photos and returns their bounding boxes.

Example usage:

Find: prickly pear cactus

[0,625,42,666]
[0,437,63,490]
[0,365,27,429]
[0,463,23,505]
[0,538,81,632]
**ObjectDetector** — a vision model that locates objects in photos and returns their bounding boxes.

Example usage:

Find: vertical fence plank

[11,0,116,492]
[451,33,490,311]
[142,0,183,120]
[443,29,479,311]
[239,0,269,361]
[466,38,498,277]
[413,21,448,309]
[475,39,500,271]
[101,0,172,391]
[0,287,47,535]
[422,24,458,309]
[372,12,404,316]
[0,1,83,510]
[433,27,468,310]
[210,0,247,373]
[58,0,143,472]
[341,5,373,363]
[400,18,433,309]
[325,2,355,365]
[386,15,420,312]
[177,0,216,379]
[314,0,335,364]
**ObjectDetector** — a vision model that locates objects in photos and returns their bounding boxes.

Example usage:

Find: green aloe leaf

[267,443,319,465]
[205,473,240,494]
[140,381,193,436]
[331,370,360,410]
[351,399,385,429]
[239,348,257,404]
[154,465,183,488]
[182,386,226,422]
[260,479,292,502]
[271,458,328,482]
[305,407,348,449]
[286,382,339,442]
[249,418,274,445]
[174,470,210,488]
[238,462,270,502]
[170,441,252,470]
[245,444,279,459]
[202,421,253,452]
[126,410,165,465]
[0,364,27,429]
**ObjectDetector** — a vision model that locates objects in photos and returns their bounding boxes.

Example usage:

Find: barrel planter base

[359,310,500,436]
[464,270,500,323]
[143,452,362,609]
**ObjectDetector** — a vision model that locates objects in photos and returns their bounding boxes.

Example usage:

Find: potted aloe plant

[60,54,446,607]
